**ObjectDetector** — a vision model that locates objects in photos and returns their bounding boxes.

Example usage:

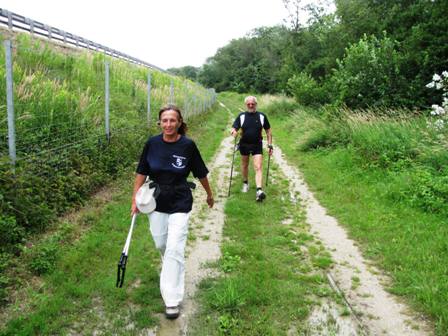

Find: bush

[408,167,448,215]
[287,72,328,106]
[330,33,408,108]
[27,239,60,275]
[0,215,25,249]
[0,252,11,302]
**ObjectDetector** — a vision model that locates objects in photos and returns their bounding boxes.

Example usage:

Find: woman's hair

[158,104,188,135]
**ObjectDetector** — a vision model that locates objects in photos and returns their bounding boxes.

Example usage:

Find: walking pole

[116,213,137,288]
[265,151,271,187]
[228,135,238,197]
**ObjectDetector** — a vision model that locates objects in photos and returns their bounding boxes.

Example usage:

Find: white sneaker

[165,306,180,319]
[256,189,266,202]
[242,183,249,193]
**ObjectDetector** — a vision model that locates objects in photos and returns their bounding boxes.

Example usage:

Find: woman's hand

[131,198,140,215]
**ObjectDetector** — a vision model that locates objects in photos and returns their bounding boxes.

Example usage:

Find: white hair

[244,96,257,104]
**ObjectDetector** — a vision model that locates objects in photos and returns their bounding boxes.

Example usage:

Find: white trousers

[148,211,190,307]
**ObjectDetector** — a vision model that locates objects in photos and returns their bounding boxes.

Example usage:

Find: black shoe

[256,189,266,202]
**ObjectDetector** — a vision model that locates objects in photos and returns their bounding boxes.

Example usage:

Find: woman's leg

[159,212,190,307]
[149,211,169,256]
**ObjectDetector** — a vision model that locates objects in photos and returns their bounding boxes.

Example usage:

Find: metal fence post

[147,72,151,127]
[5,40,16,168]
[6,10,12,30]
[105,61,110,143]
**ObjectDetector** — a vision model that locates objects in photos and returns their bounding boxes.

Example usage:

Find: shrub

[287,72,328,106]
[0,215,25,249]
[27,239,60,275]
[330,33,407,108]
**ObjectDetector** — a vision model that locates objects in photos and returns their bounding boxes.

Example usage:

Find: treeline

[170,0,447,109]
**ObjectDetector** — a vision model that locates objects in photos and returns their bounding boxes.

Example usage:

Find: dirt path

[152,135,233,336]
[272,146,432,335]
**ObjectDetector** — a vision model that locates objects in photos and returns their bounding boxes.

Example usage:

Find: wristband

[268,144,273,150]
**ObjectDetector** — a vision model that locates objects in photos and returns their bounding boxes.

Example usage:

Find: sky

[1,0,291,70]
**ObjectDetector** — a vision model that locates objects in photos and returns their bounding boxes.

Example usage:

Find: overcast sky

[1,0,293,70]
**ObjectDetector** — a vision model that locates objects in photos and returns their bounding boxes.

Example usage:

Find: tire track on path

[273,145,432,335]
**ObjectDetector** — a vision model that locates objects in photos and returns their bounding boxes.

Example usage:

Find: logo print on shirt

[172,155,186,169]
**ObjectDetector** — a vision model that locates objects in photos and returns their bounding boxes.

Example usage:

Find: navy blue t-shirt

[136,134,209,213]
[232,111,270,144]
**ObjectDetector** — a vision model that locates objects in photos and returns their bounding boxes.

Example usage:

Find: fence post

[6,10,12,30]
[4,40,16,168]
[147,72,151,127]
[105,61,110,143]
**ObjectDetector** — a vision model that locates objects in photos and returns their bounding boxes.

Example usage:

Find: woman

[131,104,214,319]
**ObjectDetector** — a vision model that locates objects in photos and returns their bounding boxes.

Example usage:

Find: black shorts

[239,142,263,156]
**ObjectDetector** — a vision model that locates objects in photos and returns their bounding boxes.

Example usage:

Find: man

[230,96,273,201]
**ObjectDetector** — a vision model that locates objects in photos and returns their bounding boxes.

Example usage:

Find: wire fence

[0,10,216,238]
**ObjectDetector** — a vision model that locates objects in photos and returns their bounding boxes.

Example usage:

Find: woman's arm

[131,173,147,214]
[199,177,214,208]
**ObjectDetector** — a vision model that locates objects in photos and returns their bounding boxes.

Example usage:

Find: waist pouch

[150,181,196,198]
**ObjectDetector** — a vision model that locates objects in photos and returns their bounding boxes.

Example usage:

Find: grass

[271,101,448,334]
[0,30,216,304]
[0,95,228,335]
[188,94,341,335]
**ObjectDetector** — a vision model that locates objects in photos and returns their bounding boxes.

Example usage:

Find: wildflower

[426,81,435,88]
[442,71,448,78]
[431,104,445,116]
[434,119,445,130]
[433,73,441,81]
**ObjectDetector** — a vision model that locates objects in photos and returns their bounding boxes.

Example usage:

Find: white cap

[135,184,157,214]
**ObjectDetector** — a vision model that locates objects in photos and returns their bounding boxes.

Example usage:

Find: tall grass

[271,101,448,334]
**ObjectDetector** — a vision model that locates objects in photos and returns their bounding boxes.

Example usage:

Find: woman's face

[160,110,181,136]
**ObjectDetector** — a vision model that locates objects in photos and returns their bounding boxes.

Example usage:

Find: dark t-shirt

[232,111,271,144]
[136,134,208,213]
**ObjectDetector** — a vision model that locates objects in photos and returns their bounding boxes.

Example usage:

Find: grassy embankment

[0,93,228,335]
[0,31,213,304]
[269,98,447,334]
[0,31,217,335]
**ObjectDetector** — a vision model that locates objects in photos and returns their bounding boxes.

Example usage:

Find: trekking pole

[265,151,271,187]
[116,213,137,288]
[228,135,238,197]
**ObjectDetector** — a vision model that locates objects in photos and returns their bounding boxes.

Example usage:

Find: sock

[243,181,248,184]
[257,187,262,191]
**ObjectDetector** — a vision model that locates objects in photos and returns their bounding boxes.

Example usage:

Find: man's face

[246,100,257,112]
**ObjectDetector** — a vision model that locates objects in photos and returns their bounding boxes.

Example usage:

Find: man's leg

[241,155,249,192]
[253,154,266,201]
[253,154,263,188]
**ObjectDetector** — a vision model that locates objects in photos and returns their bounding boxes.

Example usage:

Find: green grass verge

[271,105,447,335]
